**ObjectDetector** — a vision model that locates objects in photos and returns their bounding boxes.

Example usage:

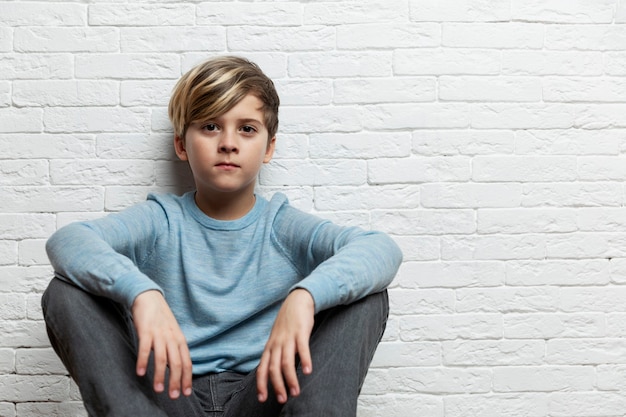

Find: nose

[218,131,238,153]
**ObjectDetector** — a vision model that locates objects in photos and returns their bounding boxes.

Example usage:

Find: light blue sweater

[46,192,403,374]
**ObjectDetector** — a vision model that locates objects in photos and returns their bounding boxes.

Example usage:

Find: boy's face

[175,94,275,202]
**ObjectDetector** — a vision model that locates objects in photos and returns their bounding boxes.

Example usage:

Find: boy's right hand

[131,290,193,399]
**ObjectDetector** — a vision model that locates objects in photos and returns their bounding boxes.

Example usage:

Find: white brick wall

[1,1,626,416]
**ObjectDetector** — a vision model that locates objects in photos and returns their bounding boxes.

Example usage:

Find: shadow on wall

[156,144,196,196]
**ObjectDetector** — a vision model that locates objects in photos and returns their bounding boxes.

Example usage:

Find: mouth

[215,162,240,168]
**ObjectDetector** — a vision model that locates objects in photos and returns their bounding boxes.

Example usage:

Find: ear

[263,137,276,164]
[174,134,188,161]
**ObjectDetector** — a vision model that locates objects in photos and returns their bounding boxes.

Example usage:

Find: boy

[42,56,402,417]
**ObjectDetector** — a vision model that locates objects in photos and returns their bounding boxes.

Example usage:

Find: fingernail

[155,383,164,392]
[290,388,298,396]
[184,388,192,396]
[258,394,265,403]
[278,395,286,403]
[303,366,312,374]
[171,390,180,398]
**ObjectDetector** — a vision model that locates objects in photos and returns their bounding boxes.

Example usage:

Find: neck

[194,190,256,220]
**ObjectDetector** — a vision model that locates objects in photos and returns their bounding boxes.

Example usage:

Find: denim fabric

[42,278,389,417]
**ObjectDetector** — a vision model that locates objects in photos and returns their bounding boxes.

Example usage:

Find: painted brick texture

[1,1,625,416]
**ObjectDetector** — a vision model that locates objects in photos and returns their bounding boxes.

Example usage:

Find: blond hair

[168,56,279,141]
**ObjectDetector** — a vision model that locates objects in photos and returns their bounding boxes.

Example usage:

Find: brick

[409,0,510,22]
[0,54,72,79]
[364,104,469,129]
[546,25,626,51]
[198,2,302,26]
[443,340,545,366]
[421,183,521,208]
[0,266,51,294]
[0,186,104,213]
[392,236,440,262]
[88,3,194,26]
[0,240,16,266]
[512,0,615,23]
[228,26,335,52]
[0,160,48,186]
[478,208,577,234]
[18,239,48,266]
[413,130,515,156]
[504,313,606,339]
[0,27,12,52]
[151,107,173,132]
[550,392,626,416]
[441,235,546,261]
[280,106,362,133]
[0,374,69,402]
[121,26,225,52]
[560,287,626,313]
[609,258,626,284]
[400,313,502,341]
[522,182,622,207]
[544,77,626,102]
[574,104,626,129]
[305,0,408,25]
[445,394,549,417]
[502,50,604,75]
[597,364,626,390]
[26,294,44,320]
[97,133,172,160]
[516,129,620,155]
[507,260,610,286]
[456,287,560,313]
[443,23,544,48]
[333,77,436,104]
[547,338,626,364]
[275,79,332,106]
[313,210,370,229]
[0,108,42,133]
[1,3,86,26]
[17,402,86,417]
[372,209,475,235]
[0,402,14,417]
[0,320,50,348]
[0,134,95,159]
[579,157,626,181]
[605,52,626,75]
[56,212,106,229]
[370,342,441,367]
[578,208,626,232]
[16,348,66,375]
[154,160,194,188]
[473,156,577,182]
[388,288,455,315]
[546,233,626,259]
[75,54,180,79]
[260,160,366,186]
[394,49,500,75]
[182,52,288,80]
[0,214,54,239]
[368,156,471,184]
[0,349,14,373]
[358,394,443,417]
[271,134,309,159]
[397,261,504,289]
[314,185,419,211]
[50,159,154,186]
[105,186,175,212]
[309,132,411,159]
[439,76,542,102]
[337,23,440,49]
[14,27,118,52]
[370,367,492,394]
[289,52,391,77]
[471,104,576,129]
[13,80,119,107]
[0,81,9,107]
[619,0,626,22]
[44,107,151,133]
[495,366,594,392]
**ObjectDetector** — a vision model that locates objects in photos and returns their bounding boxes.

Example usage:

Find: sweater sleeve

[272,202,403,313]
[45,200,166,308]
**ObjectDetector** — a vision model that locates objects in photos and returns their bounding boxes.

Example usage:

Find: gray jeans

[42,278,388,417]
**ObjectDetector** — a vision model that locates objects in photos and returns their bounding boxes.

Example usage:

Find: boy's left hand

[256,288,315,404]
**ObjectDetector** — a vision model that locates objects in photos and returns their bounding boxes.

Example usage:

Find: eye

[241,125,257,134]
[202,123,218,132]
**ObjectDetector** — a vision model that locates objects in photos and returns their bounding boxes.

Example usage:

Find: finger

[256,350,270,402]
[281,343,300,397]
[167,341,182,399]
[297,334,313,376]
[268,347,287,404]
[153,340,167,393]
[136,334,152,377]
[180,343,193,397]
